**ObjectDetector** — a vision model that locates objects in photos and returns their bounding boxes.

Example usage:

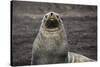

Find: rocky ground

[11,1,97,66]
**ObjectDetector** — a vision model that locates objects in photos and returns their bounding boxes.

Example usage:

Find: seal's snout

[45,12,60,29]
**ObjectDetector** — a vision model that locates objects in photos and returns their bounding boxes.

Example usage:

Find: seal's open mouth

[45,18,59,29]
[44,12,61,32]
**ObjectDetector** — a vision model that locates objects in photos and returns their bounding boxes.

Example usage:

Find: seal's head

[41,12,63,32]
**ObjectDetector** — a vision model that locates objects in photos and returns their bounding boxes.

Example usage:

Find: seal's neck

[32,30,68,64]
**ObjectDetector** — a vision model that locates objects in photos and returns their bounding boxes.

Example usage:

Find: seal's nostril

[51,13,53,16]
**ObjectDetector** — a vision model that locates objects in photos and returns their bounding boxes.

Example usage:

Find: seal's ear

[45,15,47,18]
[61,17,63,20]
[42,15,47,23]
[59,15,63,21]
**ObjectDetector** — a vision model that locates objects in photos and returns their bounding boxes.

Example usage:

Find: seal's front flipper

[68,52,95,63]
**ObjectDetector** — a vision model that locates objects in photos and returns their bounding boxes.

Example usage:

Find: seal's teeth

[50,19,54,21]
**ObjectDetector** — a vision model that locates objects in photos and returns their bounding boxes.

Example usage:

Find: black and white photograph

[11,0,97,66]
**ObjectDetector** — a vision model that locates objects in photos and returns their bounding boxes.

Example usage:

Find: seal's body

[68,52,94,63]
[31,12,94,65]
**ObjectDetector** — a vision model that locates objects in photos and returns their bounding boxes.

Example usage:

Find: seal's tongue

[45,18,59,29]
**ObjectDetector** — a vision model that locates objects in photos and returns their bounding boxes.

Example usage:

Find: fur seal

[31,12,94,65]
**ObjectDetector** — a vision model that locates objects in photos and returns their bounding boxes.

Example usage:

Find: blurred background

[11,1,97,66]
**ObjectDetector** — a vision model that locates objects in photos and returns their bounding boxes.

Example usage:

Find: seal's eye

[45,15,47,18]
[56,15,59,18]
